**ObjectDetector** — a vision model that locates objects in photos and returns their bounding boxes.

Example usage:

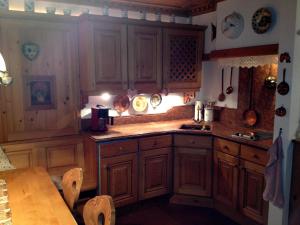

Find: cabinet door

[79,20,127,93]
[128,25,162,92]
[174,147,212,197]
[0,18,79,142]
[101,153,138,207]
[139,148,172,200]
[163,29,204,92]
[213,151,239,209]
[239,160,268,224]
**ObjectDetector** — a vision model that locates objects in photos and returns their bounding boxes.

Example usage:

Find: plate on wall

[252,8,273,34]
[150,93,162,109]
[221,12,244,39]
[132,95,148,113]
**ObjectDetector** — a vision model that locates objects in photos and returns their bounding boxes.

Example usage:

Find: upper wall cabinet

[163,29,204,92]
[128,25,162,93]
[0,14,79,142]
[79,18,128,94]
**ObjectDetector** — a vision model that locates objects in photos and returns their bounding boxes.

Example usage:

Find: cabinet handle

[119,146,123,151]
[190,140,196,144]
[253,154,259,159]
[153,141,158,147]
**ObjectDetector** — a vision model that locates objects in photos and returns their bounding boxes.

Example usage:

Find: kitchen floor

[116,197,239,225]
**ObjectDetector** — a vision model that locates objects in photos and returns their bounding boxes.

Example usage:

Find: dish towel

[263,134,284,208]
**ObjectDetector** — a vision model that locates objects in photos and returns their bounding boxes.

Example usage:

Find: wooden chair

[62,168,83,210]
[83,195,115,225]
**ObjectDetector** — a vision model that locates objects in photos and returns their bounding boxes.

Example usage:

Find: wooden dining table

[0,167,77,225]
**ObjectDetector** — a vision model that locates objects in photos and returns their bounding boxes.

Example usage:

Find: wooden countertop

[87,119,273,150]
[0,167,77,225]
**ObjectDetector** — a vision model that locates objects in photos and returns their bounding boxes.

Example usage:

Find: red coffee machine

[91,105,113,132]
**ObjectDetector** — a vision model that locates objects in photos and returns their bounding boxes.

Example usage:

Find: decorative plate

[252,8,272,34]
[132,95,148,113]
[113,95,130,113]
[22,42,40,61]
[221,12,244,39]
[150,93,162,109]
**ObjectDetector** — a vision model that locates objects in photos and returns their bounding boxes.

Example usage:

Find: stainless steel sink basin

[179,124,211,131]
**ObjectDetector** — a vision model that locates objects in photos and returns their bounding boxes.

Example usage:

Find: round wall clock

[252,8,272,34]
[221,12,244,39]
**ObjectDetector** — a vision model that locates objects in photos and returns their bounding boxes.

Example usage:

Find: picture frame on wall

[24,75,57,110]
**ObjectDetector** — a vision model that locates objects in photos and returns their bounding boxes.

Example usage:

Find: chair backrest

[83,195,115,225]
[62,168,83,210]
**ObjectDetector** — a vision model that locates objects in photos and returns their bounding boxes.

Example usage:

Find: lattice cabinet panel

[170,36,198,82]
[163,28,204,91]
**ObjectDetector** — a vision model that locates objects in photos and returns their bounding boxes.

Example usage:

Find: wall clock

[221,12,244,39]
[252,8,273,34]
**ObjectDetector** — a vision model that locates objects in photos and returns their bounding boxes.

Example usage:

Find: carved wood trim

[36,0,224,16]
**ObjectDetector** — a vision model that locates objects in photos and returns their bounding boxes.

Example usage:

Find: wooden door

[239,160,268,224]
[213,151,239,209]
[163,28,204,92]
[139,148,172,200]
[101,153,138,207]
[0,17,79,141]
[174,147,212,197]
[79,19,128,93]
[128,25,162,92]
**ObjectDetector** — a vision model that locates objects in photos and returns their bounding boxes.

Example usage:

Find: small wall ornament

[22,42,40,61]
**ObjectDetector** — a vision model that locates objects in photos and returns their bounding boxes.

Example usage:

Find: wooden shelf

[203,44,279,61]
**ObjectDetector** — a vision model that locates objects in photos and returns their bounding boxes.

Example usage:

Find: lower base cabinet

[239,160,268,225]
[213,138,269,225]
[174,147,212,197]
[213,151,239,209]
[101,153,138,207]
[139,148,172,200]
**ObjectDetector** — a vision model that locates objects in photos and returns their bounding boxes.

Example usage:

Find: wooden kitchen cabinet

[139,147,172,200]
[213,151,239,209]
[101,153,138,207]
[79,17,128,93]
[163,28,204,92]
[173,135,212,197]
[239,160,268,225]
[0,14,79,142]
[213,138,269,225]
[128,25,162,92]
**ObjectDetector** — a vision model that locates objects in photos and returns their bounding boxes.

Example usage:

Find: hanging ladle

[218,68,226,102]
[226,67,234,95]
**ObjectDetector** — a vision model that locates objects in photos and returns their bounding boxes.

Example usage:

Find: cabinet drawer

[174,134,212,149]
[214,138,240,156]
[139,135,172,151]
[240,145,269,166]
[100,139,138,158]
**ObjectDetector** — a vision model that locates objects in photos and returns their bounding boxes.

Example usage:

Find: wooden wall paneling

[128,25,162,92]
[163,28,204,92]
[0,17,79,141]
[82,136,98,191]
[79,19,128,94]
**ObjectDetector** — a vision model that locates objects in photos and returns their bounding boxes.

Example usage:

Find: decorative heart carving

[22,42,40,61]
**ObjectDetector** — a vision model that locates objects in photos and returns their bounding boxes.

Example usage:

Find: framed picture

[24,75,57,110]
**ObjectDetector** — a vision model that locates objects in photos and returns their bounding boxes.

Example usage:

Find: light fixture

[0,53,13,86]
[100,92,111,101]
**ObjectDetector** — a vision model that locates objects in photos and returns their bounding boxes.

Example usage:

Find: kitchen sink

[179,124,211,131]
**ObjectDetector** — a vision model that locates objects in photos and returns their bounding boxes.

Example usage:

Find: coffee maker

[91,105,114,132]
